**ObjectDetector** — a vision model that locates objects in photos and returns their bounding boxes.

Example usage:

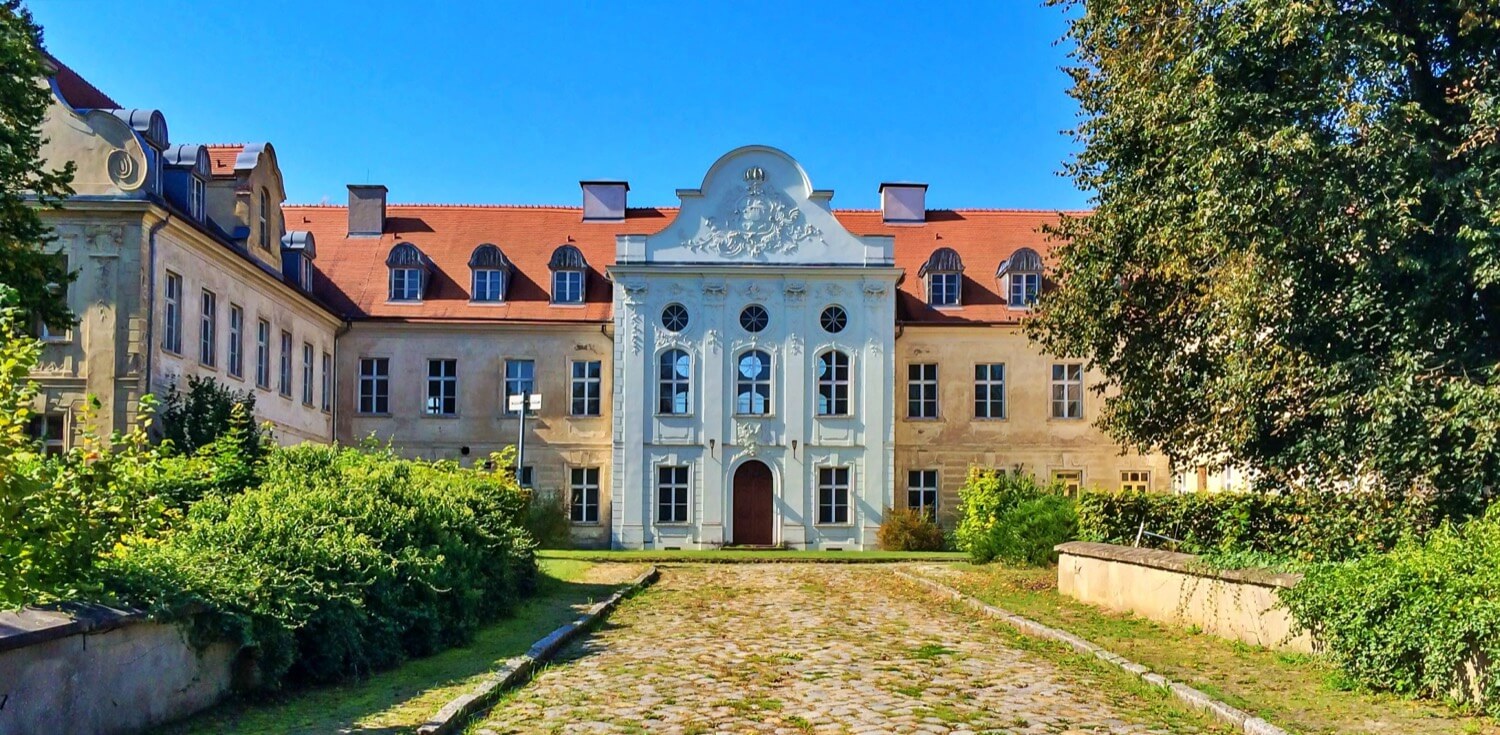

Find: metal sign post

[508,391,541,487]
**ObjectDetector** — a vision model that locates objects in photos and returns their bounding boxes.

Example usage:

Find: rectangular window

[321,351,332,412]
[974,363,1006,419]
[552,270,583,304]
[359,358,390,414]
[907,470,939,517]
[503,359,535,415]
[570,467,600,523]
[570,360,602,416]
[1121,471,1150,493]
[1052,470,1083,498]
[27,413,66,457]
[1009,272,1040,307]
[816,351,850,416]
[278,331,293,397]
[513,465,535,488]
[390,268,422,301]
[927,272,961,306]
[1050,363,1084,419]
[426,358,458,416]
[163,271,183,354]
[657,465,690,523]
[301,343,315,406]
[227,304,244,379]
[473,269,505,302]
[818,467,851,524]
[36,253,69,341]
[189,176,205,220]
[907,363,938,418]
[199,289,218,367]
[255,319,271,389]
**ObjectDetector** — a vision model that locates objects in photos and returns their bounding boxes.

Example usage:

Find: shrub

[159,375,268,460]
[1279,506,1500,712]
[877,507,946,551]
[1077,488,1447,561]
[101,444,537,687]
[955,468,1078,565]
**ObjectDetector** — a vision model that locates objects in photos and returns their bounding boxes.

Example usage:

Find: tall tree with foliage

[1031,2,1500,502]
[0,0,74,330]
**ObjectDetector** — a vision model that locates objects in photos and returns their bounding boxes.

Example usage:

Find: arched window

[918,247,964,306]
[469,244,512,302]
[258,188,271,249]
[997,247,1044,308]
[816,350,851,416]
[735,350,772,416]
[658,349,692,415]
[549,244,588,304]
[387,242,430,302]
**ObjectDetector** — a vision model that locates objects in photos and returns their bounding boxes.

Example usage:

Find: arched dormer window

[280,231,316,291]
[549,244,587,304]
[258,188,271,249]
[387,242,431,302]
[469,244,512,302]
[997,247,1044,308]
[816,349,851,416]
[918,247,964,307]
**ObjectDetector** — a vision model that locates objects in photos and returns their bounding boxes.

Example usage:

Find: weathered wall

[1055,541,1313,653]
[895,326,1173,525]
[0,607,237,735]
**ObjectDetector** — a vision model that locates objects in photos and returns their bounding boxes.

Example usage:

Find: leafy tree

[0,1,75,330]
[159,374,266,460]
[1032,1,1500,504]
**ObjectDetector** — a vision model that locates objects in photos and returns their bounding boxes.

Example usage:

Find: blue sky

[31,1,1086,210]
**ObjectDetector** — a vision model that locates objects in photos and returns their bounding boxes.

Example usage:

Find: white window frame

[358,357,390,414]
[552,269,584,304]
[258,188,271,250]
[199,289,217,368]
[163,271,183,354]
[301,343,315,406]
[390,267,422,302]
[817,466,851,525]
[907,469,939,517]
[426,358,458,416]
[656,465,690,524]
[570,360,602,417]
[816,350,851,417]
[1009,272,1040,308]
[503,359,535,416]
[907,363,939,419]
[189,176,205,220]
[321,351,332,412]
[570,467,600,524]
[278,331,293,397]
[927,272,961,307]
[657,349,692,416]
[974,363,1006,419]
[734,349,773,417]
[29,413,67,457]
[227,304,244,379]
[472,269,505,302]
[1051,363,1084,419]
[255,318,271,389]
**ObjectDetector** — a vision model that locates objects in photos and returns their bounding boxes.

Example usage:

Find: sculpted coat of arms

[686,167,823,258]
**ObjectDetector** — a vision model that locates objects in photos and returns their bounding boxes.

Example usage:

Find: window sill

[468,300,508,306]
[550,302,587,308]
[1048,416,1086,422]
[39,337,72,345]
[972,416,1008,422]
[656,521,692,527]
[733,413,775,419]
[816,413,854,420]
[654,412,695,419]
[904,416,943,422]
[198,362,218,371]
[421,413,460,419]
[357,412,392,418]
[384,300,424,306]
[226,373,245,382]
[570,521,602,527]
[813,521,855,528]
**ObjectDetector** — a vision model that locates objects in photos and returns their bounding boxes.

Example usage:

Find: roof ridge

[286,203,1087,214]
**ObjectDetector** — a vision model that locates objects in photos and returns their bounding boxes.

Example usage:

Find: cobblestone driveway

[473,565,1194,735]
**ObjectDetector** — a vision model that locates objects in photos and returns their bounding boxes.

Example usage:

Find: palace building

[28,59,1171,549]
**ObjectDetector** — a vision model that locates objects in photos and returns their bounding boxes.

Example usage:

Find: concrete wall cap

[1055,541,1303,589]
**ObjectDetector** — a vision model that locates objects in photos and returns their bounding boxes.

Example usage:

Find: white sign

[507,394,542,413]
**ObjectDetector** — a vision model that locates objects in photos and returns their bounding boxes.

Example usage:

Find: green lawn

[928,564,1500,735]
[538,548,966,563]
[156,559,643,735]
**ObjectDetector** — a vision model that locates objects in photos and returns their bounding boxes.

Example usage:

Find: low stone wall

[0,604,238,735]
[1055,541,1314,653]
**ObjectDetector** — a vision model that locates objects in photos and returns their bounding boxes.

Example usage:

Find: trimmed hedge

[102,445,537,687]
[1077,488,1446,561]
[955,468,1078,565]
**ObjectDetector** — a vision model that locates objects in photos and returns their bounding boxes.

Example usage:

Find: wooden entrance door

[732,461,774,546]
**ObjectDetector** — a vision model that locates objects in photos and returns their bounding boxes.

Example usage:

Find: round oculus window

[661,303,689,332]
[820,305,848,334]
[739,304,769,333]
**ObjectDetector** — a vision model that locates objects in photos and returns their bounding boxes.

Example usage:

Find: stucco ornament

[784,281,807,303]
[706,328,722,354]
[789,333,804,356]
[735,420,762,456]
[686,167,823,258]
[621,280,648,305]
[629,312,645,354]
[862,281,888,302]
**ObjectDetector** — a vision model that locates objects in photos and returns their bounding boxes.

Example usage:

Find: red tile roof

[285,204,1072,325]
[205,145,247,177]
[45,54,120,110]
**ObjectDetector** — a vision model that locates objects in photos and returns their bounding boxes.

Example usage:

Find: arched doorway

[731,460,774,546]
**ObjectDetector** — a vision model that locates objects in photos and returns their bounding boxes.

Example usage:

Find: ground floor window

[1052,469,1083,498]
[1120,470,1150,492]
[657,465,689,523]
[817,466,850,524]
[907,469,938,517]
[570,467,600,523]
[28,413,66,457]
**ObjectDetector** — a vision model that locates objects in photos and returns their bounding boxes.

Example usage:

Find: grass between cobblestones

[154,559,645,735]
[538,549,967,563]
[926,563,1500,735]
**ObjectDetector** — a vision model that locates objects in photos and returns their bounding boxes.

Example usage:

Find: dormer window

[997,247,1044,308]
[162,144,210,221]
[549,244,588,304]
[469,244,512,302]
[280,232,317,291]
[189,176,206,220]
[387,242,431,302]
[258,188,270,249]
[919,247,965,307]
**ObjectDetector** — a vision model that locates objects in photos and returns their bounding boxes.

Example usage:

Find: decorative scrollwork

[684,167,824,258]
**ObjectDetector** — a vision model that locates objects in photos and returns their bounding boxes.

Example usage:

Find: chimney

[879,182,928,224]
[347,184,388,236]
[580,180,628,221]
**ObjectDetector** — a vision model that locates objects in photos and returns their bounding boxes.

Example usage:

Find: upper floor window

[919,247,964,307]
[739,305,769,333]
[426,358,457,416]
[359,357,390,414]
[974,363,1006,419]
[258,189,271,249]
[907,363,938,419]
[658,349,692,415]
[163,271,183,354]
[302,343,315,406]
[227,304,244,379]
[255,319,271,388]
[321,351,333,412]
[386,243,430,302]
[278,331,293,397]
[469,244,512,302]
[816,350,851,416]
[199,289,217,368]
[819,305,847,334]
[735,350,772,416]
[661,303,689,332]
[571,360,602,417]
[504,359,535,416]
[189,176,206,221]
[1051,363,1084,419]
[999,247,1044,308]
[549,244,587,304]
